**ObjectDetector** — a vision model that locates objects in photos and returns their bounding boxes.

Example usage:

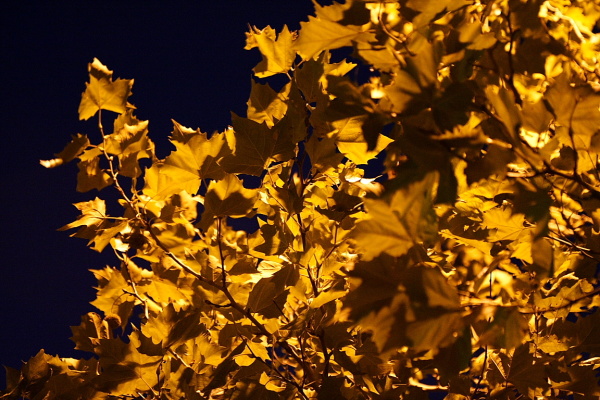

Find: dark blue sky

[0,1,317,387]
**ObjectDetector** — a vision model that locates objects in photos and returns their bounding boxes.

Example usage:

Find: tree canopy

[3,0,600,399]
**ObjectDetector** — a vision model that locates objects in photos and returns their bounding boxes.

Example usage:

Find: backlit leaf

[219,114,276,176]
[78,58,133,120]
[245,25,296,78]
[295,15,374,60]
[40,134,90,168]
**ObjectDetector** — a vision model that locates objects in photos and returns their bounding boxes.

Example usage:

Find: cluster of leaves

[3,0,600,399]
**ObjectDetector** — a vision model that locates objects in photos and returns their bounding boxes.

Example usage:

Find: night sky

[0,1,318,387]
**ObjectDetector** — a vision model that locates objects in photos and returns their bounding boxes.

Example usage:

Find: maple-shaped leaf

[247,81,290,127]
[92,333,161,395]
[345,255,461,353]
[482,207,532,241]
[245,25,296,78]
[199,174,258,230]
[247,264,299,318]
[485,86,522,137]
[40,134,90,168]
[219,113,276,176]
[507,344,550,398]
[59,197,108,237]
[59,198,131,252]
[143,128,229,200]
[78,58,133,120]
[271,83,308,156]
[70,312,108,352]
[295,15,375,60]
[378,35,438,115]
[90,265,135,320]
[476,307,529,350]
[305,135,345,173]
[6,350,100,400]
[76,156,113,192]
[352,171,438,260]
[329,115,394,164]
[249,222,291,257]
[104,117,154,178]
[141,304,205,349]
[295,56,325,103]
[406,311,464,353]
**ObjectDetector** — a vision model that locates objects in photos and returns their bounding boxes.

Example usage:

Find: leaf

[104,118,154,178]
[545,71,600,148]
[70,312,107,352]
[329,115,394,164]
[59,197,107,234]
[247,340,270,363]
[92,333,161,395]
[477,307,529,350]
[89,266,135,328]
[406,312,464,353]
[310,290,347,309]
[352,171,438,260]
[485,86,522,137]
[219,113,276,176]
[40,134,90,168]
[507,344,550,398]
[482,207,531,241]
[144,128,229,200]
[247,264,298,316]
[247,81,290,127]
[199,174,258,229]
[245,25,296,78]
[295,56,325,103]
[295,15,374,60]
[78,58,133,120]
[537,334,569,354]
[76,156,113,192]
[141,304,205,349]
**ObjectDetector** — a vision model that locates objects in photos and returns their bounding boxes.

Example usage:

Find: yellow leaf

[330,115,394,164]
[205,174,258,218]
[310,290,347,309]
[247,340,270,362]
[247,81,291,127]
[295,16,374,60]
[40,134,89,168]
[220,114,276,176]
[483,207,531,241]
[143,128,229,200]
[353,172,438,260]
[78,58,133,120]
[245,25,296,78]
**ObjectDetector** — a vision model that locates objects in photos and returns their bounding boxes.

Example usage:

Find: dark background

[0,1,318,387]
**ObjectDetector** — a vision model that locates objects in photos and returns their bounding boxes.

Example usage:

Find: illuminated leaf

[482,207,531,241]
[329,115,394,164]
[247,81,291,127]
[545,71,600,148]
[219,113,276,176]
[245,25,296,78]
[507,345,550,398]
[76,156,113,192]
[200,174,258,229]
[104,118,154,178]
[40,134,89,168]
[353,172,438,260]
[295,15,374,60]
[144,128,229,200]
[78,58,133,120]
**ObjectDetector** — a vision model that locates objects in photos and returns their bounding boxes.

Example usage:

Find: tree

[2,0,600,399]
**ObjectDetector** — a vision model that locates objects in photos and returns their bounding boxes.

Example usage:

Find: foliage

[3,0,600,399]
